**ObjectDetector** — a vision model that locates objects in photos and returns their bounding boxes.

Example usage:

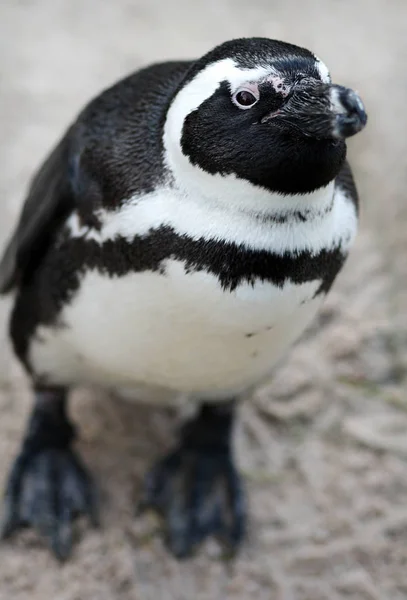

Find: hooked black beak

[262,81,367,140]
[330,86,367,138]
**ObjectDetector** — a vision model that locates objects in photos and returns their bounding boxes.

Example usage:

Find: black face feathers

[180,82,347,194]
[178,37,366,195]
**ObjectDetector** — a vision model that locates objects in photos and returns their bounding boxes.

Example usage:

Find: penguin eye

[232,88,259,109]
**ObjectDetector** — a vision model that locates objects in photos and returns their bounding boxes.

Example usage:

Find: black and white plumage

[0,38,366,559]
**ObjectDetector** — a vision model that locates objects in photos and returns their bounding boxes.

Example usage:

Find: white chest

[30,259,323,399]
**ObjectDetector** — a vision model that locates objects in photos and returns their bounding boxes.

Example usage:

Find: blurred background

[0,1,406,599]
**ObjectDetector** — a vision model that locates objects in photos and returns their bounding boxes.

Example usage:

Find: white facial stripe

[315,56,331,83]
[66,183,357,257]
[163,58,275,204]
[164,58,269,152]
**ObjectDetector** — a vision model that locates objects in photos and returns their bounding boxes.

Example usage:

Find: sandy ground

[0,1,407,598]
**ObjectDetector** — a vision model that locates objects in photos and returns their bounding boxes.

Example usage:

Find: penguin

[0,37,367,560]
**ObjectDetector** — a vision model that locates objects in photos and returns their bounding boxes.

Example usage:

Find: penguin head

[164,38,367,200]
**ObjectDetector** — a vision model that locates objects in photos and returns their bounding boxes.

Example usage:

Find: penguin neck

[164,154,336,222]
[163,115,335,222]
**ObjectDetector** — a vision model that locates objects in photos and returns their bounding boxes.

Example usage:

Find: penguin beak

[327,85,368,138]
[262,81,367,140]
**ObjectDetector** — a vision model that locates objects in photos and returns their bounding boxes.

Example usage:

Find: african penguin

[0,37,367,560]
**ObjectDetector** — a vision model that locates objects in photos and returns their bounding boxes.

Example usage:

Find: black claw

[1,388,98,560]
[223,462,247,546]
[142,449,246,558]
[2,447,97,560]
[139,402,247,558]
[0,506,21,540]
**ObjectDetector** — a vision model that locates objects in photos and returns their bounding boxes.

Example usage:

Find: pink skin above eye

[232,76,291,117]
[264,74,290,97]
[236,82,260,96]
[236,76,290,101]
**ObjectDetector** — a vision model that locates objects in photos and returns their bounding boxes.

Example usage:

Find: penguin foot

[139,403,246,558]
[1,388,98,561]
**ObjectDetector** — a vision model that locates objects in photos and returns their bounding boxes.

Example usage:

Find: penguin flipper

[0,135,74,294]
